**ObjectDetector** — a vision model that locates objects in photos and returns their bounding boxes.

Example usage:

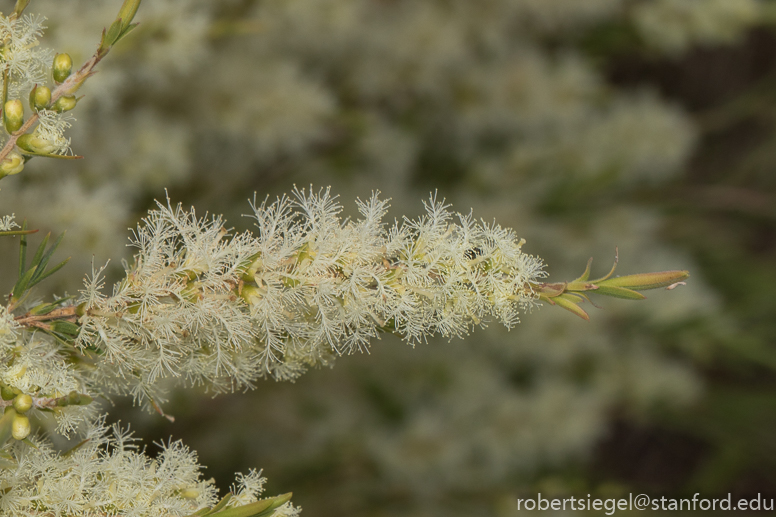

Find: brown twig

[14,305,78,329]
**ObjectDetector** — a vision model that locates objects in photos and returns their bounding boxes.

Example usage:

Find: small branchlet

[535,248,690,320]
[0,0,142,178]
[8,227,70,312]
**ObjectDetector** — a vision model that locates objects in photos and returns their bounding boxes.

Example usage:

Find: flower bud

[0,386,16,401]
[16,134,57,155]
[13,394,33,413]
[239,284,262,305]
[52,95,78,113]
[56,390,93,407]
[0,151,24,178]
[180,488,200,500]
[66,390,93,406]
[3,99,24,133]
[29,85,51,111]
[52,53,73,83]
[11,413,30,440]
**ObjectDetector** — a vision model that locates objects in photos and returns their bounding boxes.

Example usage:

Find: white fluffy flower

[0,14,53,99]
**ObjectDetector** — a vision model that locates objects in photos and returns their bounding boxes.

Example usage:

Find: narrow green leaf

[114,22,140,45]
[29,303,55,316]
[35,257,70,285]
[590,247,619,283]
[12,0,31,17]
[0,229,38,237]
[12,265,38,301]
[207,493,293,517]
[559,292,585,303]
[29,296,75,316]
[571,257,593,283]
[21,437,38,449]
[104,18,124,47]
[592,285,646,300]
[28,233,50,272]
[50,321,81,337]
[30,232,65,285]
[99,27,108,51]
[597,270,690,291]
[116,0,142,30]
[551,294,590,321]
[207,493,233,515]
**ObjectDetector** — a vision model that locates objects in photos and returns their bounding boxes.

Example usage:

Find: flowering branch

[0,1,695,515]
[0,0,141,175]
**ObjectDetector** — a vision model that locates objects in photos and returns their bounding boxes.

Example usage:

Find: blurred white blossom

[634,0,761,54]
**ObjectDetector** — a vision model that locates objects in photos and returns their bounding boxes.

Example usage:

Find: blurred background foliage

[2,0,776,515]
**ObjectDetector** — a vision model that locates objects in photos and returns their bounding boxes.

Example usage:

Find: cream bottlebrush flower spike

[75,188,545,399]
[10,188,687,415]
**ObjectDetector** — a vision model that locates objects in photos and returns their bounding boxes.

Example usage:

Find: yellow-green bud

[52,53,73,83]
[239,284,261,305]
[52,95,77,113]
[29,85,51,111]
[0,151,24,178]
[3,99,24,133]
[13,394,33,413]
[180,488,200,500]
[16,134,57,155]
[0,386,16,401]
[11,413,30,440]
[55,390,93,407]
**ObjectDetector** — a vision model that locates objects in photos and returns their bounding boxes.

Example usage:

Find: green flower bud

[13,394,33,413]
[52,53,73,83]
[11,413,30,440]
[0,386,16,401]
[239,284,262,305]
[3,99,24,133]
[0,151,24,178]
[16,133,57,155]
[68,390,81,404]
[29,85,51,111]
[52,95,78,113]
[56,390,94,407]
[180,488,200,500]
